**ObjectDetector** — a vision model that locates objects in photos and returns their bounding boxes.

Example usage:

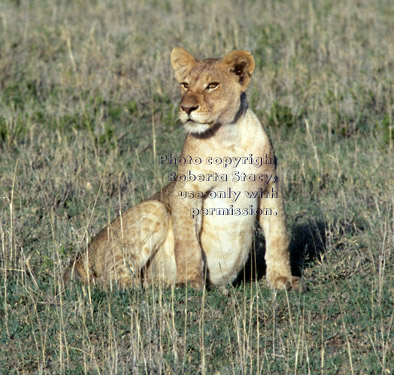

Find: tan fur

[64,47,300,290]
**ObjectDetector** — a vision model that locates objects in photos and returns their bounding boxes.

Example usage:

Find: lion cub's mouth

[183,119,213,135]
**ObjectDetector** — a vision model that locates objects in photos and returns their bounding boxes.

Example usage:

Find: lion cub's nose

[181,105,199,115]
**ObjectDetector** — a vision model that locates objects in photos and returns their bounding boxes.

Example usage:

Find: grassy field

[0,0,393,373]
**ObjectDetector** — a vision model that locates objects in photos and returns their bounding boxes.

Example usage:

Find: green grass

[0,0,393,373]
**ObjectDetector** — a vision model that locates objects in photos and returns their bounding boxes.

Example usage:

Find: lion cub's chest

[199,161,262,284]
[197,145,273,284]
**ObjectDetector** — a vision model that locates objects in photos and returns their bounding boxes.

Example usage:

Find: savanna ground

[0,0,393,374]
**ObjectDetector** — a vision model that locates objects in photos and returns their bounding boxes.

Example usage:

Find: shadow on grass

[234,220,327,285]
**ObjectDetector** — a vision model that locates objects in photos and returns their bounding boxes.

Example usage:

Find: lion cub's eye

[206,82,219,90]
[181,82,189,89]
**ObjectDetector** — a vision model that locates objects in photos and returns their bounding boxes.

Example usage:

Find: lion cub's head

[171,47,255,135]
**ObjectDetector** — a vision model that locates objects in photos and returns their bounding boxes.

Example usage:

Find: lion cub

[64,47,299,290]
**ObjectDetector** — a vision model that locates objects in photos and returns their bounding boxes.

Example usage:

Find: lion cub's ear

[171,47,198,82]
[222,50,255,89]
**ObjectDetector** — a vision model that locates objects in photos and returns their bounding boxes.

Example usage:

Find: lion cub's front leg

[259,181,300,290]
[169,189,204,289]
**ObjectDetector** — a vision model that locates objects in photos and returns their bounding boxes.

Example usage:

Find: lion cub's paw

[267,274,301,291]
[176,275,204,290]
[189,278,204,290]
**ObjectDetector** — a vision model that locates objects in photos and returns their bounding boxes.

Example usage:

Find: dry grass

[0,0,393,374]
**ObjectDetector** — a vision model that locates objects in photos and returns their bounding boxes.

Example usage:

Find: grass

[0,0,393,373]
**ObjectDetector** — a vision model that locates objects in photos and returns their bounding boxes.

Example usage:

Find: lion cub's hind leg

[66,201,170,288]
[102,200,171,287]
